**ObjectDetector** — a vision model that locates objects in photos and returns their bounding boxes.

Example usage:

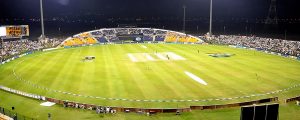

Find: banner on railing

[0,85,45,100]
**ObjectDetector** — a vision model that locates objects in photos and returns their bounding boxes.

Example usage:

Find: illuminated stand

[0,26,6,51]
[0,37,3,62]
[0,25,30,62]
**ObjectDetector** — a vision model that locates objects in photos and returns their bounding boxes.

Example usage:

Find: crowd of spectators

[142,29,154,35]
[128,28,142,34]
[115,28,129,35]
[101,28,166,36]
[102,29,115,36]
[62,100,117,114]
[96,28,168,42]
[210,35,300,57]
[0,38,64,62]
[4,34,297,63]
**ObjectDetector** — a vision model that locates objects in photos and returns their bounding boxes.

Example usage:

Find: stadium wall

[285,95,300,103]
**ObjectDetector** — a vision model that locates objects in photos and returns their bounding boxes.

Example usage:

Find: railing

[285,95,300,103]
[0,84,279,115]
[0,106,36,120]
[0,86,45,100]
[45,97,278,113]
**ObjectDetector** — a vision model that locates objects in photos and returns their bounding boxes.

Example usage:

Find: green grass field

[1,44,300,108]
[1,43,300,119]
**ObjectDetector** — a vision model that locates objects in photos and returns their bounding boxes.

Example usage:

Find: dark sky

[0,0,299,19]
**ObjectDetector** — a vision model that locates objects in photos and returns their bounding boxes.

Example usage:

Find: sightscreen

[241,106,254,120]
[254,105,267,120]
[266,104,279,120]
[240,104,279,120]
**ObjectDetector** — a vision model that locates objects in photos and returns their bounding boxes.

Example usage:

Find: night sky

[0,0,299,19]
[1,0,300,39]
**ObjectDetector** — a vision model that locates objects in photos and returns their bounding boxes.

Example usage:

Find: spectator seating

[1,39,63,62]
[143,35,153,41]
[60,28,203,47]
[155,35,166,41]
[83,37,98,44]
[178,36,189,42]
[63,40,75,46]
[165,32,178,42]
[95,37,108,43]
[63,37,84,46]
[187,37,199,43]
[210,35,300,57]
[78,32,91,38]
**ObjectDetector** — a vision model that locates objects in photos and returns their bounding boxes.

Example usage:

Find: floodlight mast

[1,37,3,49]
[209,0,213,36]
[40,0,45,39]
[0,37,3,62]
[183,5,186,33]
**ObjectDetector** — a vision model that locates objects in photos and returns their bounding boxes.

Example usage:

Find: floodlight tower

[209,0,213,36]
[265,0,278,24]
[183,5,186,33]
[40,0,45,39]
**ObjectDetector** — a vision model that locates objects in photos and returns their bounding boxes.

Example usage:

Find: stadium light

[183,5,186,33]
[284,30,287,40]
[40,0,45,39]
[209,0,213,36]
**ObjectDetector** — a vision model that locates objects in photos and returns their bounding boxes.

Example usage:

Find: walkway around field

[0,85,280,114]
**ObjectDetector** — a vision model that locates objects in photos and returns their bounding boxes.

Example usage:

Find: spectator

[210,35,300,57]
[0,38,64,62]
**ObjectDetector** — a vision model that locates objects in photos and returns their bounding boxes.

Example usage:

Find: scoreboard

[0,25,29,38]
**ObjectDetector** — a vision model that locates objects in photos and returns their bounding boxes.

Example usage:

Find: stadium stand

[0,38,63,62]
[129,28,142,34]
[63,39,75,46]
[143,35,153,41]
[102,29,116,36]
[155,35,166,41]
[115,28,129,35]
[142,29,154,35]
[90,31,103,36]
[210,35,300,57]
[154,29,167,41]
[75,33,98,45]
[63,37,84,46]
[155,29,167,35]
[83,37,98,44]
[2,28,300,63]
[60,28,202,47]
[178,36,189,42]
[73,37,85,45]
[165,32,179,42]
[78,32,91,38]
[95,37,108,43]
[187,37,199,43]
